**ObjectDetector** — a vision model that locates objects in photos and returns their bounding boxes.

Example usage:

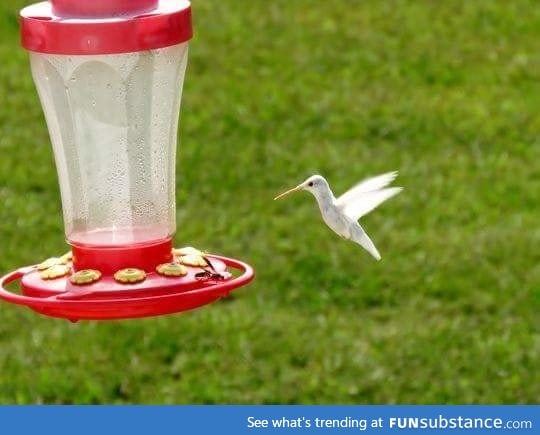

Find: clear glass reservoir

[30,43,188,247]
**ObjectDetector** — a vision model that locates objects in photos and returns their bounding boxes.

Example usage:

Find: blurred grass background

[0,0,539,403]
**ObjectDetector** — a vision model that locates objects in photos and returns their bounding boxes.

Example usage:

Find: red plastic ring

[20,0,193,54]
[0,255,254,321]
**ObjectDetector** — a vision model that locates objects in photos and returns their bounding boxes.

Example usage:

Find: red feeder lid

[20,0,193,55]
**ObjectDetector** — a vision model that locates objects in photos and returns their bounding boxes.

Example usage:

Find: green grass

[0,0,539,403]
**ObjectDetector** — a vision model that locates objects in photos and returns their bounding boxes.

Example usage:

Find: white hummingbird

[274,171,402,260]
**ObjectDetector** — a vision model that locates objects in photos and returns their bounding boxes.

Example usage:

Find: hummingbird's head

[300,175,328,193]
[274,174,329,200]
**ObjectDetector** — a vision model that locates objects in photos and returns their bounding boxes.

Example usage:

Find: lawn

[0,0,538,403]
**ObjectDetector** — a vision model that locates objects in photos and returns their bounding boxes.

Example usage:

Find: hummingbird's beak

[274,184,303,200]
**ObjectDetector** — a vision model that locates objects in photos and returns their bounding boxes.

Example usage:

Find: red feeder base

[0,254,253,321]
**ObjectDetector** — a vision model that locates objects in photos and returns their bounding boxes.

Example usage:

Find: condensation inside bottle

[30,43,188,246]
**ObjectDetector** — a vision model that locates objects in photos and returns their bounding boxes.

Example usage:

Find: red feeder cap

[20,0,193,55]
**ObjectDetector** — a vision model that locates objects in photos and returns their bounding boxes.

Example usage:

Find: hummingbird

[274,172,402,260]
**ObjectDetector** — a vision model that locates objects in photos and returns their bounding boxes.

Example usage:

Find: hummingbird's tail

[351,224,381,260]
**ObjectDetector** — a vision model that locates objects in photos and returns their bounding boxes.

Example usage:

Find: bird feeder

[0,0,254,321]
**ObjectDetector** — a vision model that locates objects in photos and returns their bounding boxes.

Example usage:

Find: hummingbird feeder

[0,0,254,321]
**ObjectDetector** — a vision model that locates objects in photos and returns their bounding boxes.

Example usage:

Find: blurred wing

[336,171,398,207]
[338,187,402,221]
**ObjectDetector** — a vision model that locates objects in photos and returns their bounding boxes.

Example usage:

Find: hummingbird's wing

[336,172,401,221]
[336,171,398,204]
[338,188,402,221]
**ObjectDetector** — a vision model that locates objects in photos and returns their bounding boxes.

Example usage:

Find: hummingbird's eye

[308,181,314,187]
